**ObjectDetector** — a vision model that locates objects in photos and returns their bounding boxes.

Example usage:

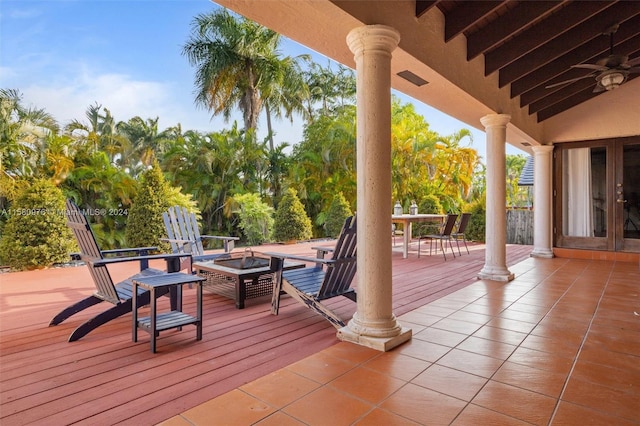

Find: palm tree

[0,88,60,179]
[304,62,356,120]
[117,116,175,169]
[261,55,309,151]
[432,128,478,211]
[182,9,309,150]
[65,103,128,166]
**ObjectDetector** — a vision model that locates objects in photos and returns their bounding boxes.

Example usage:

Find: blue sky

[1,0,524,159]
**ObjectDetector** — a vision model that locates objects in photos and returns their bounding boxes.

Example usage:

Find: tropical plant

[324,192,352,238]
[430,128,478,212]
[117,116,177,170]
[0,179,76,270]
[65,103,128,166]
[63,149,137,248]
[273,188,312,242]
[391,98,439,208]
[265,143,291,208]
[232,192,274,245]
[290,104,356,234]
[304,62,356,120]
[505,154,530,208]
[162,125,261,235]
[0,88,60,179]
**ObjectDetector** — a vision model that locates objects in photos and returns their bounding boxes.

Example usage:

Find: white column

[478,114,514,282]
[337,25,411,352]
[531,145,554,258]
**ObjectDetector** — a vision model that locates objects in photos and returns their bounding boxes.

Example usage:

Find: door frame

[616,137,640,252]
[553,135,640,253]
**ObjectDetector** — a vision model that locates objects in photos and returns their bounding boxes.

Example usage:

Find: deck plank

[0,241,531,425]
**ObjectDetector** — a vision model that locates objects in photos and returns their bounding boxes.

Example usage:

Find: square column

[478,114,514,282]
[337,25,411,351]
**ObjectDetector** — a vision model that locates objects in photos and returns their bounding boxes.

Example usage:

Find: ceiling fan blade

[572,64,608,71]
[626,57,640,67]
[628,67,640,74]
[545,74,594,89]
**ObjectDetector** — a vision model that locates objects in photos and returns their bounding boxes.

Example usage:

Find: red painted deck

[0,241,532,425]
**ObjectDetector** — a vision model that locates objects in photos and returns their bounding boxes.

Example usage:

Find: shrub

[233,193,274,245]
[415,194,443,235]
[124,161,171,251]
[465,198,486,242]
[418,194,444,214]
[273,188,313,242]
[324,192,352,238]
[0,179,76,270]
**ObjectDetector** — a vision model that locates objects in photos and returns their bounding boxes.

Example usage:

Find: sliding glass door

[554,136,640,253]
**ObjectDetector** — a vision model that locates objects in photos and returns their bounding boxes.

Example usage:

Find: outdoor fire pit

[193,250,305,309]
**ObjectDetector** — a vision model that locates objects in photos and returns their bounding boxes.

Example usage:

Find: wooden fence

[506,208,533,245]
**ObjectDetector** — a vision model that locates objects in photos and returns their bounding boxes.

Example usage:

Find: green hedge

[464,199,486,243]
[324,192,352,238]
[0,180,76,270]
[273,188,313,242]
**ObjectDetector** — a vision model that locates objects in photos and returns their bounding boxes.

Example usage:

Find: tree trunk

[265,102,275,152]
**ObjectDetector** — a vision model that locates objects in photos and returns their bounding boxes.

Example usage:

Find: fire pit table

[193,252,305,309]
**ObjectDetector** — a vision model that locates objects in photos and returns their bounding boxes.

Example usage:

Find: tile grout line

[442,258,585,424]
[546,262,614,425]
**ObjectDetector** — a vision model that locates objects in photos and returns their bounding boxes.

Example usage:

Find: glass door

[554,136,640,253]
[616,140,640,251]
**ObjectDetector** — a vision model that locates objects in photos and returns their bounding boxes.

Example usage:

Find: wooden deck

[0,242,532,425]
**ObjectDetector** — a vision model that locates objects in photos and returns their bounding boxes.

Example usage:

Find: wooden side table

[132,273,206,353]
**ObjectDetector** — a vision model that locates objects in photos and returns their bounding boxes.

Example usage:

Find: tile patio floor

[161,255,640,426]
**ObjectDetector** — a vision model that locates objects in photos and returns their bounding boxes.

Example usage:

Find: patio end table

[132,273,206,353]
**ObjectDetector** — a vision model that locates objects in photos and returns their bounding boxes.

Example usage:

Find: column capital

[480,113,511,129]
[532,144,554,155]
[347,25,400,57]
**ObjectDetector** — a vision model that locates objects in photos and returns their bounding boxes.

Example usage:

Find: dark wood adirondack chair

[49,200,186,341]
[269,216,357,328]
[163,205,238,271]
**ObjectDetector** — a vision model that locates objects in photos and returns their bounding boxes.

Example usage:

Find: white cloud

[12,65,216,134]
[11,62,303,145]
[18,66,167,125]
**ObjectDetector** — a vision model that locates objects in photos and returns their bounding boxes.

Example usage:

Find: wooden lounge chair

[451,212,471,255]
[417,213,458,260]
[49,199,186,342]
[269,216,357,328]
[162,205,238,271]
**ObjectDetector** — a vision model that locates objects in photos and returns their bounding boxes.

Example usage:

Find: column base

[478,266,515,282]
[531,248,554,258]
[337,325,412,352]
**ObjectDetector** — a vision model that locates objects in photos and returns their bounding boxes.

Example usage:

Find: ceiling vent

[397,70,429,87]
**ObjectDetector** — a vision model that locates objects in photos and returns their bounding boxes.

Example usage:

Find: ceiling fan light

[600,71,625,90]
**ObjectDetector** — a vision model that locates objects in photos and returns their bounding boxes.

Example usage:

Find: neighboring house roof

[519,156,534,186]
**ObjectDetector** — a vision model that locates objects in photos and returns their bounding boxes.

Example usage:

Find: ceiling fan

[546,24,640,92]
